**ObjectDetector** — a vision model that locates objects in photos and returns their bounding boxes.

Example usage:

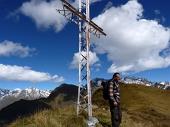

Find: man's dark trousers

[110,104,122,127]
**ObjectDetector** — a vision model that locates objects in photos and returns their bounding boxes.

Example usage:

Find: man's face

[114,74,121,81]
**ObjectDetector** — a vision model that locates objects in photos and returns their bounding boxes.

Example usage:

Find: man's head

[112,72,121,81]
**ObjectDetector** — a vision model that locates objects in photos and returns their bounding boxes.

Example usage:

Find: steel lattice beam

[57,0,106,126]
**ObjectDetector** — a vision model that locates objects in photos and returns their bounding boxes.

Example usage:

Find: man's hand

[113,101,118,106]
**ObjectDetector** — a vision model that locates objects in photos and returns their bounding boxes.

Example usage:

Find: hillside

[93,84,170,127]
[0,88,50,111]
[1,83,170,127]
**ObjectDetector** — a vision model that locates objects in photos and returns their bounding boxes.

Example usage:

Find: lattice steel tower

[57,0,106,125]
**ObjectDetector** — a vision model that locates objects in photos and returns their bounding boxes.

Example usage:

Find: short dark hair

[113,72,120,78]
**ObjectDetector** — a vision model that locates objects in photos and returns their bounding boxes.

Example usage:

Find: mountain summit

[0,89,10,98]
[0,88,50,110]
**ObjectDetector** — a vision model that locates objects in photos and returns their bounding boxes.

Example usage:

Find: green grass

[8,84,170,127]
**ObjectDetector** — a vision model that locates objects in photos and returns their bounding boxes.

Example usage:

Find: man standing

[108,72,122,127]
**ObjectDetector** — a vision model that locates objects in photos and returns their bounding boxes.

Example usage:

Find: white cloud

[92,0,170,73]
[70,51,99,69]
[20,0,67,32]
[0,64,64,83]
[0,40,35,57]
[19,0,101,32]
[93,63,101,72]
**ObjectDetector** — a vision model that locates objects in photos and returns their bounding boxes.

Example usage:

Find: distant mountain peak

[91,76,170,90]
[0,88,50,111]
[0,89,10,98]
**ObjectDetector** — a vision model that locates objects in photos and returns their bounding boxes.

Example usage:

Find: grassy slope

[8,84,170,127]
[93,84,170,127]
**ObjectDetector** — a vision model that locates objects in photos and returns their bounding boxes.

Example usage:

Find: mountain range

[0,82,169,127]
[0,76,170,127]
[0,89,10,97]
[0,83,77,127]
[92,76,170,90]
[0,76,169,111]
[0,88,50,110]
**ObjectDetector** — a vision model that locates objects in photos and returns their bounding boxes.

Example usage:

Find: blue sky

[0,0,170,90]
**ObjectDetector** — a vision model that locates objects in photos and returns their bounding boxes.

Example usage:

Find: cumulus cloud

[70,51,99,69]
[19,0,67,32]
[19,0,101,32]
[0,40,35,57]
[0,64,64,83]
[92,0,170,73]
